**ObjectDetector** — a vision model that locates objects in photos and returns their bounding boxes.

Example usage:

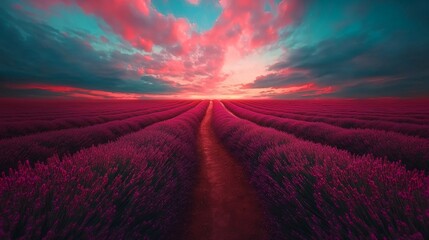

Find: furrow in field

[0,101,199,173]
[232,101,429,139]
[0,101,191,139]
[240,100,429,115]
[223,101,429,171]
[0,101,209,239]
[0,101,187,123]
[182,101,268,240]
[240,100,429,116]
[211,100,428,240]
[238,101,429,125]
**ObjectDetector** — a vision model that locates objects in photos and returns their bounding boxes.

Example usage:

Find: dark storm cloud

[246,0,429,98]
[0,7,178,96]
[244,72,312,89]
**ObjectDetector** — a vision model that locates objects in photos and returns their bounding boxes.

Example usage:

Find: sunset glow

[1,2,429,237]
[0,0,428,99]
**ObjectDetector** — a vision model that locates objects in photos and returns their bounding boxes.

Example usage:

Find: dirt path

[181,101,268,240]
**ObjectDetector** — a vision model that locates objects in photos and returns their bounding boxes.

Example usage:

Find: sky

[0,0,428,99]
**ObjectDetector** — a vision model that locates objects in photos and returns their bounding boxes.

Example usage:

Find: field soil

[181,102,268,240]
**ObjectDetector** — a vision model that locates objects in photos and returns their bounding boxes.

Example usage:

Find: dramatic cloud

[29,0,192,52]
[0,0,428,98]
[248,32,429,98]
[0,7,179,99]
[245,0,429,98]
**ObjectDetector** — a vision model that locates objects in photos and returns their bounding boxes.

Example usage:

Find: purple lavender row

[242,100,429,117]
[0,100,186,123]
[0,101,199,173]
[0,101,189,139]
[0,101,208,239]
[212,101,428,239]
[223,101,429,171]
[242,101,429,125]
[233,101,429,139]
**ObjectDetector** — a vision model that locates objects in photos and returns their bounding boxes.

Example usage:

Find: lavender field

[1,0,429,239]
[0,99,427,239]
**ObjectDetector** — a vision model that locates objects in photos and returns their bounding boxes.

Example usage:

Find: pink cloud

[253,83,340,98]
[30,0,192,52]
[29,0,307,97]
[186,0,200,5]
[8,83,147,99]
[156,0,307,89]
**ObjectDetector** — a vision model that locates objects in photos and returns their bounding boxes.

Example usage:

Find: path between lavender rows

[181,101,268,240]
